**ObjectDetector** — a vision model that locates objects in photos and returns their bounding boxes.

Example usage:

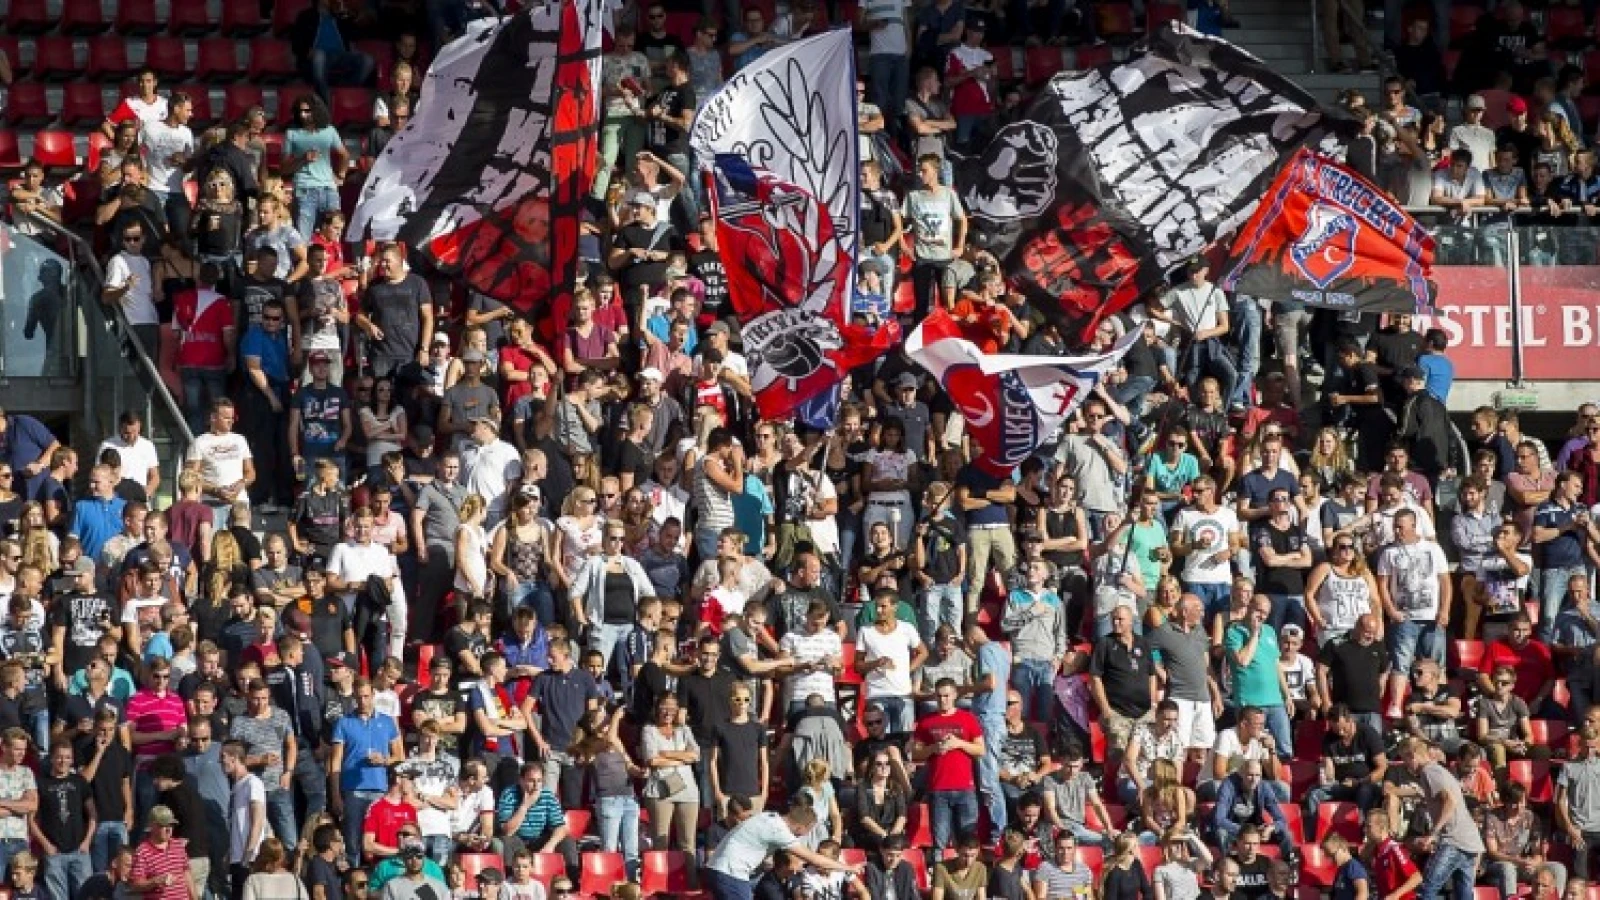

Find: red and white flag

[906,309,1140,476]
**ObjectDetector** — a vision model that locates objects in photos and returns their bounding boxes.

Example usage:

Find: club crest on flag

[1290,202,1359,289]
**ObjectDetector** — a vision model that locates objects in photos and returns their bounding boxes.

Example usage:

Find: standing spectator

[138,93,195,242]
[33,741,93,900]
[1558,724,1600,880]
[1402,737,1486,900]
[102,222,162,356]
[284,95,348,243]
[358,243,435,379]
[186,399,255,532]
[238,300,294,510]
[330,678,403,867]
[229,679,297,848]
[943,23,993,149]
[910,678,985,852]
[223,741,266,894]
[1090,606,1155,761]
[1376,509,1452,706]
[1533,473,1598,642]
[855,593,928,734]
[902,155,967,318]
[1223,595,1292,758]
[639,697,698,873]
[128,806,188,900]
[290,0,377,102]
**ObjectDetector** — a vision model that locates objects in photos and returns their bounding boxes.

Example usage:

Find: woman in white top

[243,838,308,900]
[453,494,490,600]
[359,376,408,472]
[862,420,916,551]
[1303,534,1379,647]
[552,486,604,590]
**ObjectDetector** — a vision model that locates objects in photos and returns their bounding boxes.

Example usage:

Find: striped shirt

[778,628,841,704]
[496,785,564,842]
[130,838,191,900]
[126,689,187,768]
[693,459,734,534]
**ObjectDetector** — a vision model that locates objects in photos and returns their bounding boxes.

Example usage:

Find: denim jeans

[1064,820,1108,847]
[341,789,383,868]
[1010,658,1057,722]
[1230,296,1261,410]
[91,820,128,872]
[294,186,341,245]
[664,152,700,224]
[181,369,228,438]
[1417,842,1480,900]
[954,115,986,150]
[1182,338,1239,413]
[978,713,1007,836]
[1388,618,1446,674]
[596,794,641,878]
[1261,704,1293,761]
[1264,592,1307,635]
[920,583,964,646]
[706,867,754,900]
[592,119,646,201]
[929,789,979,851]
[1303,779,1381,822]
[266,787,298,849]
[1536,566,1589,643]
[0,838,29,880]
[43,849,89,900]
[1186,582,1232,620]
[867,55,909,141]
[507,579,556,627]
[423,834,454,865]
[307,49,375,101]
[873,695,914,733]
[1112,374,1157,430]
[589,621,632,673]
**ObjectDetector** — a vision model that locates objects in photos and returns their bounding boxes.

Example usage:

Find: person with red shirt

[362,765,421,863]
[128,805,190,900]
[943,21,994,149]
[949,270,1016,355]
[1477,612,1557,713]
[1360,809,1421,899]
[911,678,985,854]
[498,318,559,415]
[171,262,236,437]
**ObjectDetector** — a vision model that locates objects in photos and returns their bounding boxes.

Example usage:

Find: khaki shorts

[1103,708,1153,757]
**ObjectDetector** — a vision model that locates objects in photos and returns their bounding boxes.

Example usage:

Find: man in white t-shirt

[98,410,161,500]
[327,507,407,665]
[861,0,908,145]
[103,220,161,354]
[1170,476,1242,618]
[778,599,843,713]
[185,398,255,531]
[1200,705,1290,802]
[462,417,521,529]
[704,807,857,900]
[1376,507,1451,709]
[138,92,196,237]
[222,745,267,874]
[855,593,927,733]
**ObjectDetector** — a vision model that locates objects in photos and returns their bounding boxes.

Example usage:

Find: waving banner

[691,29,895,420]
[906,309,1140,477]
[1220,148,1436,313]
[958,23,1353,343]
[346,0,605,315]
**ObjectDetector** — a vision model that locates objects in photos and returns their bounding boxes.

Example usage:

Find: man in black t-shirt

[302,569,356,666]
[1367,313,1423,408]
[689,219,731,323]
[37,741,93,899]
[235,246,289,331]
[1316,613,1388,731]
[609,194,683,300]
[357,242,434,378]
[74,709,132,871]
[410,655,466,761]
[647,53,698,216]
[1325,340,1392,472]
[1303,704,1387,823]
[444,601,492,690]
[49,559,113,681]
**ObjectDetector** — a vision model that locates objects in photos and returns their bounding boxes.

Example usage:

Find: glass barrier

[0,223,79,379]
[1407,222,1516,383]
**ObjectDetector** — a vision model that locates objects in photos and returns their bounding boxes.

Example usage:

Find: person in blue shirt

[330,679,403,867]
[283,94,350,246]
[1416,328,1454,404]
[0,410,61,502]
[289,0,377,104]
[1325,832,1369,900]
[239,299,294,510]
[70,466,126,560]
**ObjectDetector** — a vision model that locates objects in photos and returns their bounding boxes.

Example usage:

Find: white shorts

[1173,697,1217,750]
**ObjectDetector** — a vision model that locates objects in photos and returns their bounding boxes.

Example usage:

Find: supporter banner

[1424,265,1600,382]
[958,23,1351,343]
[906,309,1140,476]
[346,0,605,314]
[691,30,896,419]
[1221,149,1436,313]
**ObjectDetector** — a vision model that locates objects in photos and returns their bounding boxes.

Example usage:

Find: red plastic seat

[261,132,285,173]
[1097,2,1136,39]
[1073,44,1112,70]
[32,131,80,171]
[223,84,267,124]
[1314,801,1364,843]
[277,85,317,127]
[195,39,243,82]
[1531,719,1571,756]
[32,37,81,82]
[1508,759,1554,804]
[415,644,436,689]
[524,853,565,891]
[1084,803,1127,832]
[169,0,214,35]
[1451,639,1487,673]
[115,0,163,35]
[62,0,111,34]
[331,87,374,130]
[641,851,698,897]
[249,39,300,84]
[1147,1,1184,31]
[1089,720,1107,763]
[1298,844,1338,890]
[357,40,396,89]
[579,852,626,897]
[1279,804,1305,844]
[61,84,109,128]
[144,36,190,80]
[1074,847,1105,879]
[455,853,502,883]
[177,86,215,126]
[904,850,930,891]
[1548,6,1588,46]
[221,3,269,37]
[906,803,933,848]
[273,0,314,36]
[4,84,51,127]
[1286,760,1319,801]
[989,45,1016,82]
[5,0,53,34]
[86,132,113,171]
[0,131,23,172]
[565,809,592,837]
[86,36,136,81]
[837,642,863,686]
[1024,46,1065,86]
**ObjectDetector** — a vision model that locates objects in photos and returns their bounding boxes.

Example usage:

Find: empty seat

[578,853,626,897]
[1298,845,1338,891]
[6,0,54,34]
[905,803,932,848]
[115,0,163,35]
[31,131,80,172]
[221,3,269,36]
[1024,46,1065,86]
[223,84,267,124]
[524,853,565,891]
[1451,639,1487,673]
[177,85,215,125]
[62,0,111,35]
[249,40,300,83]
[564,809,592,837]
[169,0,214,35]
[86,132,113,171]
[32,37,81,82]
[86,36,136,81]
[61,84,109,127]
[454,853,502,884]
[273,0,314,36]
[1549,7,1588,47]
[1508,759,1555,804]
[4,84,52,127]
[1314,801,1364,843]
[331,88,374,129]
[640,851,695,897]
[1073,44,1112,69]
[0,130,23,171]
[195,39,243,82]
[144,37,190,80]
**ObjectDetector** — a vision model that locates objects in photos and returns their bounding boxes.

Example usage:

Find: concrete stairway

[1225,0,1388,107]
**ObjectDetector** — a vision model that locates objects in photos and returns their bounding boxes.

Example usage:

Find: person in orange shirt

[948,270,1015,355]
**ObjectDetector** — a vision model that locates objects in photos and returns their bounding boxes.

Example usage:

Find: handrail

[9,210,197,451]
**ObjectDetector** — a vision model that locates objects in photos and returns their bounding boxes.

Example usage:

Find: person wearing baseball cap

[291,342,351,487]
[440,338,501,452]
[1497,95,1539,172]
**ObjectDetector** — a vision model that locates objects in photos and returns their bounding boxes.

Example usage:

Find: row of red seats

[0,35,399,91]
[3,83,379,131]
[6,0,309,40]
[1435,3,1600,51]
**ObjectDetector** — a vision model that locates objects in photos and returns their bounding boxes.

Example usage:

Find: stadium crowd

[6,2,1600,900]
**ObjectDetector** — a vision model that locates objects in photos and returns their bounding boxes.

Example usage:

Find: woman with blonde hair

[16,503,57,575]
[798,757,842,849]
[640,694,700,871]
[1306,426,1354,488]
[552,485,604,589]
[617,488,655,555]
[1137,758,1192,847]
[243,838,307,900]
[453,494,490,602]
[190,165,244,273]
[1145,575,1183,631]
[1098,829,1152,899]
[202,529,250,607]
[1303,530,1379,648]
